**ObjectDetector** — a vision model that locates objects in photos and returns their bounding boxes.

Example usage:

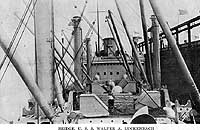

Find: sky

[0,0,200,123]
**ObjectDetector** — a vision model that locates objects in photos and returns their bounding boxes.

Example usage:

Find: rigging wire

[111,13,127,35]
[54,19,96,71]
[125,1,141,19]
[65,50,96,88]
[54,28,91,73]
[64,28,108,86]
[22,0,34,17]
[54,0,88,71]
[55,58,77,87]
[65,41,97,88]
[108,12,146,82]
[115,0,159,108]
[65,42,97,88]
[61,30,74,52]
[0,116,12,123]
[105,15,138,82]
[55,60,64,85]
[14,13,34,35]
[125,1,151,28]
[54,48,85,91]
[54,57,77,87]
[54,35,74,60]
[0,0,37,84]
[54,23,95,87]
[0,0,34,71]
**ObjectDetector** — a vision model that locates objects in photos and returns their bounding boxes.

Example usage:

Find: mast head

[102,37,117,57]
[69,16,81,28]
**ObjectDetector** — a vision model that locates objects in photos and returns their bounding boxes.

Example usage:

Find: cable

[54,1,90,71]
[0,0,37,84]
[56,36,92,87]
[111,14,127,34]
[22,0,34,17]
[54,58,77,87]
[125,1,150,28]
[0,0,34,71]
[125,1,141,19]
[0,116,11,123]
[54,35,74,60]
[61,30,75,52]
[54,20,95,80]
[55,61,63,84]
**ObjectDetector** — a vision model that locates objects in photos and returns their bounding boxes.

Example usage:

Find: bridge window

[41,122,50,124]
[27,122,35,124]
[110,72,113,75]
[104,72,107,75]
[116,72,119,75]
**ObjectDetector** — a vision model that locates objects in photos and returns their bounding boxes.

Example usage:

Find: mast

[35,0,55,104]
[139,0,154,87]
[149,0,200,110]
[151,15,161,89]
[86,38,92,93]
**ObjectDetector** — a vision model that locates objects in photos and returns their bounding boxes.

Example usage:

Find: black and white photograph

[0,0,200,127]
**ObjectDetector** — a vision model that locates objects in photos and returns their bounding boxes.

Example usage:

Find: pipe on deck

[0,26,54,121]
[149,0,200,110]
